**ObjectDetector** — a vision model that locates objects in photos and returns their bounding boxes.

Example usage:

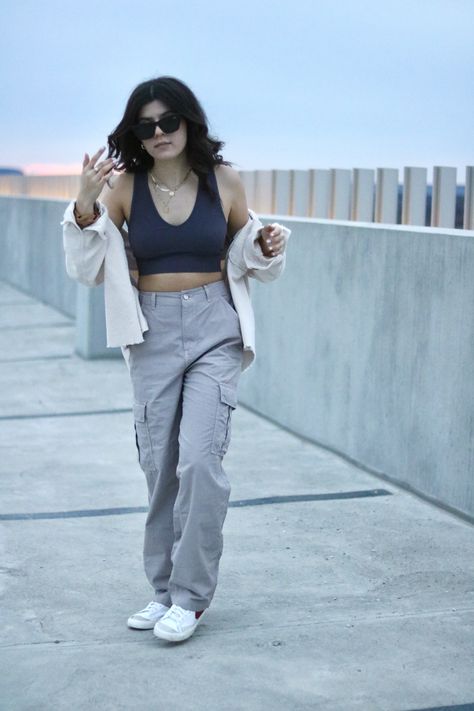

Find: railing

[240,166,473,229]
[1,165,473,229]
[0,175,82,200]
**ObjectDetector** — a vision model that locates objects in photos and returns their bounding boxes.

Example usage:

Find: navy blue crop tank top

[128,168,229,275]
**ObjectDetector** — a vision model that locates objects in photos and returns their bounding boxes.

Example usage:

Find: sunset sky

[2,0,473,182]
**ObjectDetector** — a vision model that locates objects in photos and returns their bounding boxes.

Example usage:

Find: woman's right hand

[76,147,116,211]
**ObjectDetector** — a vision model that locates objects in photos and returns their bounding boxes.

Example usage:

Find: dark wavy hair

[107,76,233,202]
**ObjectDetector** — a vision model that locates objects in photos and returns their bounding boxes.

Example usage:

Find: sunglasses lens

[159,114,181,133]
[132,113,181,141]
[132,123,155,140]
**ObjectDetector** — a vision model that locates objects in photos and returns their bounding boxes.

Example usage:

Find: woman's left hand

[258,224,285,258]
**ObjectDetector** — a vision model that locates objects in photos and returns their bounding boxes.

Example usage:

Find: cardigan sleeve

[60,200,109,287]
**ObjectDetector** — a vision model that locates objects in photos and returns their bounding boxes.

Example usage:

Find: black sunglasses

[131,113,182,141]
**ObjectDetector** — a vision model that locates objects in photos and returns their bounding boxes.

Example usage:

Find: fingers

[85,146,108,171]
[82,148,100,173]
[90,146,106,166]
[95,158,115,175]
[79,146,117,202]
[80,147,117,202]
[260,223,284,255]
[83,150,116,180]
[262,239,284,256]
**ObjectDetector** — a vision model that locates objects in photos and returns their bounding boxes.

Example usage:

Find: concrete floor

[1,279,473,711]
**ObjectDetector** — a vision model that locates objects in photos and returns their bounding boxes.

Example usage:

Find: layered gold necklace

[149,167,193,213]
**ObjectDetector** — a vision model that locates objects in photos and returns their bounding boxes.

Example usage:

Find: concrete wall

[1,195,474,519]
[238,215,474,520]
[0,196,116,359]
[0,196,77,317]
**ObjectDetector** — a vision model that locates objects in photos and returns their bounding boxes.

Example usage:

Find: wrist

[75,195,97,214]
[75,199,98,215]
[74,200,100,227]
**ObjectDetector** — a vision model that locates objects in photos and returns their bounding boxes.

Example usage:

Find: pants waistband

[138,278,230,306]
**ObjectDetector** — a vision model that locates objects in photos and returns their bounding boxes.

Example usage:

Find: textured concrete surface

[1,279,473,711]
[0,197,77,318]
[239,216,474,520]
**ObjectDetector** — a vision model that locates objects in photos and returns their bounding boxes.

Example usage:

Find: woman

[65,76,289,643]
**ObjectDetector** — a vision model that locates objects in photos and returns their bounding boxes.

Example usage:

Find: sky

[1,0,473,182]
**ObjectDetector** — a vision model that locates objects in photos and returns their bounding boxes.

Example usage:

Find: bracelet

[74,201,100,222]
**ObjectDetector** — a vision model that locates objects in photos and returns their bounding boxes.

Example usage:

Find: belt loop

[153,293,158,307]
[203,283,211,302]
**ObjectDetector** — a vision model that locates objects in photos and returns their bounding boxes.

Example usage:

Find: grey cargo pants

[128,278,244,612]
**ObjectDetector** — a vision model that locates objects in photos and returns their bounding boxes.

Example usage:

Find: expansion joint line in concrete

[0,408,133,421]
[0,489,392,521]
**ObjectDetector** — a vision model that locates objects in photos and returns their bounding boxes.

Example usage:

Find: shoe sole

[153,611,206,642]
[127,612,170,630]
[127,619,159,630]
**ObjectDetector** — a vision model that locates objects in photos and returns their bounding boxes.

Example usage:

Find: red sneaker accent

[195,610,205,619]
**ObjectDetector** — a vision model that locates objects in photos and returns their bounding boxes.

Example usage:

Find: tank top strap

[207,166,220,194]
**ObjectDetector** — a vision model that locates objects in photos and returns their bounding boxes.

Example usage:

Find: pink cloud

[22,163,83,175]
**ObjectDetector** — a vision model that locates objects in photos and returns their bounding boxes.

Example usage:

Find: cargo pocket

[211,383,238,456]
[133,401,156,474]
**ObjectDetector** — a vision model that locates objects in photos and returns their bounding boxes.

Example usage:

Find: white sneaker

[127,601,171,629]
[153,603,207,642]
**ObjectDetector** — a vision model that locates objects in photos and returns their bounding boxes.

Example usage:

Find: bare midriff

[136,259,227,292]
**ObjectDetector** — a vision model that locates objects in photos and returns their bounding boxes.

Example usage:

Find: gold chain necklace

[149,167,193,214]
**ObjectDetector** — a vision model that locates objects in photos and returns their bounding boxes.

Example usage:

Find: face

[136,99,187,162]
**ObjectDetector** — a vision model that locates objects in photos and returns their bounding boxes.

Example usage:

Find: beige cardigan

[61,200,291,371]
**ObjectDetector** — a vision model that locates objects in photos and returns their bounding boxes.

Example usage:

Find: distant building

[0,167,24,175]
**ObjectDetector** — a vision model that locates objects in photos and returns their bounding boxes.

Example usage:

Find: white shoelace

[140,601,164,615]
[164,605,189,625]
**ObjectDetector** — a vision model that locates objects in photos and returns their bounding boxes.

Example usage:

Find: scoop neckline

[145,170,201,228]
